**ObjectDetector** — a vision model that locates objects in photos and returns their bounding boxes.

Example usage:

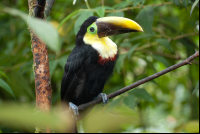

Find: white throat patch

[83,33,117,59]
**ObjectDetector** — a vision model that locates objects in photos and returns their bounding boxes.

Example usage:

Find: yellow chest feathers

[83,33,117,59]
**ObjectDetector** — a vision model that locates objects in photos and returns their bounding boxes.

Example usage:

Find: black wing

[61,45,87,105]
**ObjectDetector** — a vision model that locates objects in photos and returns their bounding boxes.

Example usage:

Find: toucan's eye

[87,23,97,34]
[90,27,95,32]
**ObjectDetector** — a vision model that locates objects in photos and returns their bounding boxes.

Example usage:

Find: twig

[106,2,173,12]
[153,27,171,39]
[153,27,199,41]
[58,2,173,31]
[139,50,199,65]
[172,33,199,40]
[85,0,91,9]
[78,51,199,111]
[140,50,181,60]
[135,42,159,51]
[79,2,173,13]
[102,0,104,8]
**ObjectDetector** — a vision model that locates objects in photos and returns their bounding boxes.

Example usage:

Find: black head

[76,16,99,45]
[75,16,144,45]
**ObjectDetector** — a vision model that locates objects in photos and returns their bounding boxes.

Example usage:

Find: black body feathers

[61,16,117,108]
[61,45,117,106]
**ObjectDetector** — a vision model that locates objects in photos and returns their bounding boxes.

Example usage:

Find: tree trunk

[28,0,55,132]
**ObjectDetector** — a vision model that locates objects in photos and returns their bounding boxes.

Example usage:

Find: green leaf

[115,54,127,73]
[123,94,136,110]
[106,11,124,17]
[129,88,154,102]
[184,121,199,133]
[104,6,114,10]
[30,69,34,83]
[28,18,61,52]
[105,85,123,94]
[120,42,132,47]
[108,97,123,109]
[133,0,145,7]
[9,73,35,99]
[113,0,141,9]
[193,81,199,94]
[96,7,105,17]
[158,19,179,31]
[3,7,27,20]
[190,0,199,16]
[49,60,58,76]
[4,7,61,53]
[153,55,170,67]
[182,0,188,8]
[113,1,129,9]
[173,0,181,6]
[57,10,80,31]
[129,34,153,42]
[0,78,15,98]
[74,11,94,35]
[58,55,69,68]
[0,104,70,132]
[156,39,173,52]
[127,44,140,59]
[136,7,154,34]
[0,70,9,81]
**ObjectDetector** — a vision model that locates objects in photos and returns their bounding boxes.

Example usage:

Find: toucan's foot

[95,93,109,105]
[69,102,79,116]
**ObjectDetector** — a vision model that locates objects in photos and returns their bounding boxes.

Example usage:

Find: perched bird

[61,16,143,132]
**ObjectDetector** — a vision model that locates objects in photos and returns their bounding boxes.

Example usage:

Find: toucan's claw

[69,102,79,117]
[96,93,109,105]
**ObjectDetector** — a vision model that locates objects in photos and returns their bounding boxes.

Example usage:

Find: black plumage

[60,16,143,133]
[61,16,118,108]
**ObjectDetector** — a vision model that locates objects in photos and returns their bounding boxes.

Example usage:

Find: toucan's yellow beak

[96,17,143,38]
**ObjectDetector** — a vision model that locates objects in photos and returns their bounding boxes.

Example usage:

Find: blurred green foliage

[0,0,199,133]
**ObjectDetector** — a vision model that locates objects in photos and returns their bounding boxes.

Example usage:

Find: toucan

[61,16,143,132]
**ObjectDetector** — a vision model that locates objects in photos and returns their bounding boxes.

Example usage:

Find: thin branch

[152,27,171,39]
[135,42,159,51]
[85,0,91,9]
[140,50,199,65]
[78,51,199,111]
[153,27,199,41]
[140,50,181,60]
[79,2,173,13]
[172,33,199,40]
[120,42,159,55]
[57,2,173,31]
[102,0,104,8]
[44,0,55,19]
[160,0,165,4]
[105,2,173,13]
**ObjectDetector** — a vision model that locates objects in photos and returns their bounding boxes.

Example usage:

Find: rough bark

[28,0,55,132]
